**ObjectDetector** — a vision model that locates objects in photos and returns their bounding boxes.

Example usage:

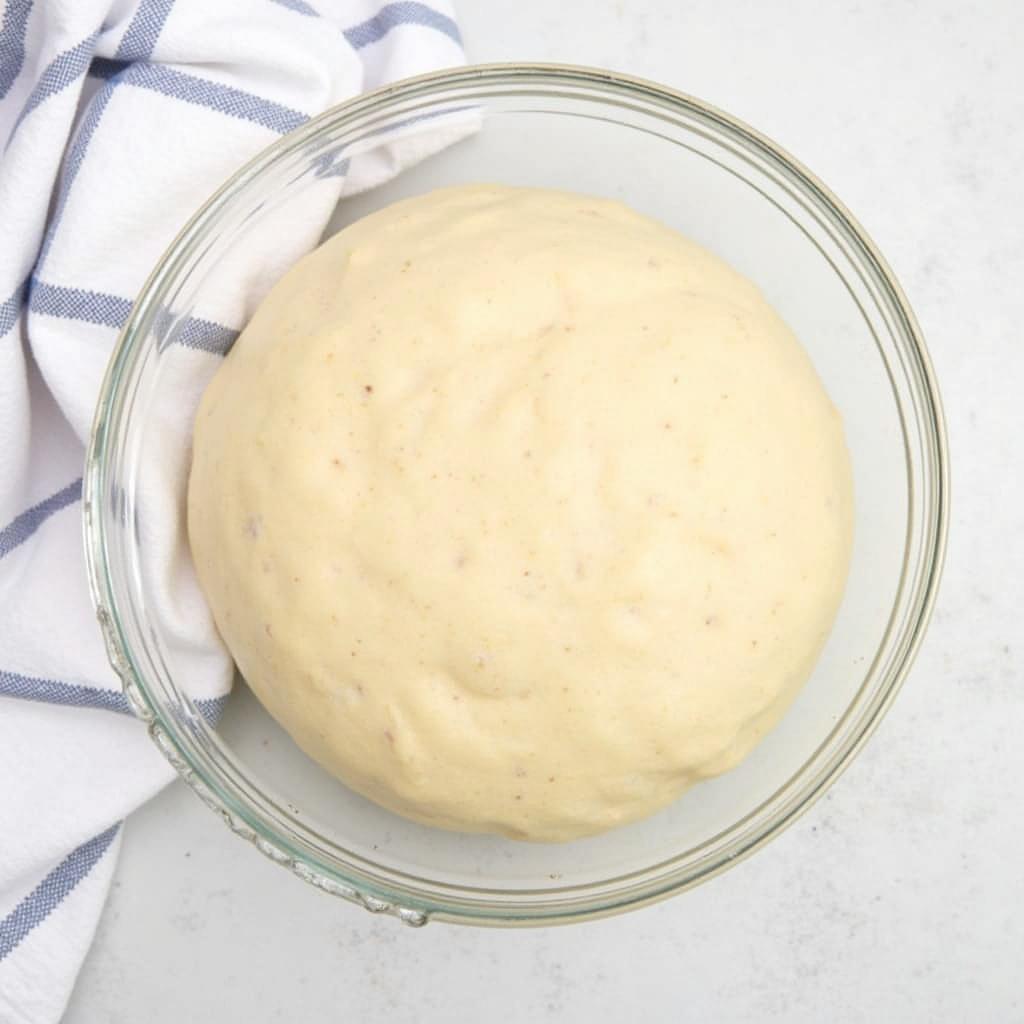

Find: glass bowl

[84,64,948,927]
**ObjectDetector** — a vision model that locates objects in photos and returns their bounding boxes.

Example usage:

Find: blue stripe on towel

[115,0,177,60]
[29,281,132,329]
[28,278,237,355]
[269,0,461,51]
[173,316,238,355]
[344,2,462,49]
[0,668,230,724]
[0,669,128,713]
[269,0,319,16]
[0,477,82,559]
[0,824,121,961]
[116,62,307,134]
[0,0,33,99]
[89,58,307,133]
[0,277,28,337]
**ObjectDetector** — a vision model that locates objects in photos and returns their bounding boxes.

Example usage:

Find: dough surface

[188,185,853,842]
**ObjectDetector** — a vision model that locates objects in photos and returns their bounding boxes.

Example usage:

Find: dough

[188,185,853,842]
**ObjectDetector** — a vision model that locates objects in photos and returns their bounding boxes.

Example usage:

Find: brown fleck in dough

[187,185,853,842]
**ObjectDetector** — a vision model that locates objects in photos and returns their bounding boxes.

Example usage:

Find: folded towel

[0,2,463,1019]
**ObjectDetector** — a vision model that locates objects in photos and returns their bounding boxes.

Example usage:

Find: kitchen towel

[0,2,463,1019]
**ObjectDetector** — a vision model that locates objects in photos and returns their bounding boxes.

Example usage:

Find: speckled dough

[187,185,853,842]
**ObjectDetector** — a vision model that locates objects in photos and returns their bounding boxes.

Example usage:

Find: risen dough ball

[188,185,853,842]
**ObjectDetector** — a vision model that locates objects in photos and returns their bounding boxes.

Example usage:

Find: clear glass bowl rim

[84,62,949,927]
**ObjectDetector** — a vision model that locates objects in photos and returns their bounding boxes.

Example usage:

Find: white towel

[0,2,464,1019]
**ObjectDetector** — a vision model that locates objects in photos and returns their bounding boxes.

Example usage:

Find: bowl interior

[92,67,943,922]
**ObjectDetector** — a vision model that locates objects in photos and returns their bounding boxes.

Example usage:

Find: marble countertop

[65,2,1023,1021]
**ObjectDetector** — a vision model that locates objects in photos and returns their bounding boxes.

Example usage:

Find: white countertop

[64,2,1023,1021]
